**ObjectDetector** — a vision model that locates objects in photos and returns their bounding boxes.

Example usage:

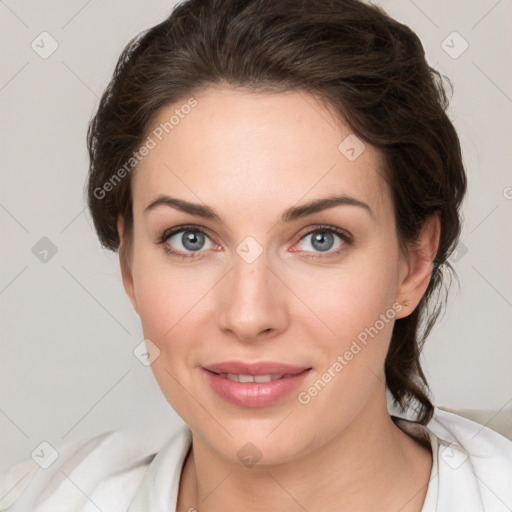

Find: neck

[177,387,432,512]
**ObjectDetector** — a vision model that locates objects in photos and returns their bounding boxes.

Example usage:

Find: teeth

[253,374,272,383]
[238,374,256,383]
[219,373,285,382]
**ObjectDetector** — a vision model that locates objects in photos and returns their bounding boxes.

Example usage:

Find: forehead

[131,87,390,219]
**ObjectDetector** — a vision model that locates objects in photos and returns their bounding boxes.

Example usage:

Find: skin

[117,86,440,512]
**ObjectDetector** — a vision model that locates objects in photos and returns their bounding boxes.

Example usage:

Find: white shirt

[1,408,511,511]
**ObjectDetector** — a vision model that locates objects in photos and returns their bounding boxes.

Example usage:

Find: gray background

[1,0,511,472]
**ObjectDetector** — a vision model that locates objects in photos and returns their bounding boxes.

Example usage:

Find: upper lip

[203,361,311,376]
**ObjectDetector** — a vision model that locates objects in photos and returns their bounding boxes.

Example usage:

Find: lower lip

[202,368,312,407]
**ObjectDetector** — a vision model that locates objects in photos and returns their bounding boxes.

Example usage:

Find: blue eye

[294,226,352,258]
[157,226,215,259]
[172,230,207,252]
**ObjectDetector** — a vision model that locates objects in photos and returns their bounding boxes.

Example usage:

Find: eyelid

[296,224,352,243]
[157,224,216,244]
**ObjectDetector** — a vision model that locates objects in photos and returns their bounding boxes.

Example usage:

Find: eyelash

[156,224,353,260]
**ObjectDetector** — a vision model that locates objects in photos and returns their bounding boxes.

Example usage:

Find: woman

[1,0,511,510]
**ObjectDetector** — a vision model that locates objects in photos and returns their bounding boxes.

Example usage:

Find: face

[119,86,432,465]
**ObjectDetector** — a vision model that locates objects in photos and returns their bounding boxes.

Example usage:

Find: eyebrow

[143,194,374,222]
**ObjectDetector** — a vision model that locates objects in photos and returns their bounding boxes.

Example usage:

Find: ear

[394,213,441,319]
[117,216,139,315]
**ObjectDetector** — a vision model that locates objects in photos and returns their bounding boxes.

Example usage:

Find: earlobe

[395,213,441,319]
[117,216,138,315]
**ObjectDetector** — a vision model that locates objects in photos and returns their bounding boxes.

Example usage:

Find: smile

[202,368,312,407]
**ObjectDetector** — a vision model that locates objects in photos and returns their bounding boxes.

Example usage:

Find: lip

[201,362,312,407]
[203,360,311,376]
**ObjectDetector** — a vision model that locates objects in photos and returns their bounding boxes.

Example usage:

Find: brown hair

[86,0,467,424]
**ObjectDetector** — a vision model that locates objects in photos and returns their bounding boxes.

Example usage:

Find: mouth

[205,371,305,383]
[201,362,312,407]
[203,360,311,376]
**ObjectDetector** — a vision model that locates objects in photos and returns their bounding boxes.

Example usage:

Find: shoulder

[428,407,512,510]
[394,407,512,510]
[428,406,512,461]
[0,428,165,512]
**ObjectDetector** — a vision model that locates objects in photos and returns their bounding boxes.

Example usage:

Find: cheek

[291,246,400,344]
[134,266,209,342]
[289,255,401,414]
[133,264,173,340]
[131,238,215,339]
[290,258,401,421]
[131,260,209,412]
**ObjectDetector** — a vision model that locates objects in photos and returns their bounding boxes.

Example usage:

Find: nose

[216,250,289,343]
